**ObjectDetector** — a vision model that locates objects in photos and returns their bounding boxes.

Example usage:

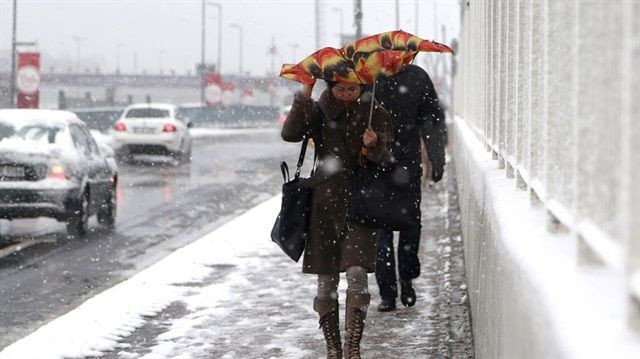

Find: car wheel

[66,192,89,238]
[116,148,134,164]
[97,186,116,229]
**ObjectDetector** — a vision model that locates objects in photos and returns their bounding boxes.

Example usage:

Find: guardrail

[454,0,639,330]
[72,105,280,132]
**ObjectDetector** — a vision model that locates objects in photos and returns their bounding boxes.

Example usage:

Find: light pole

[158,49,166,74]
[72,35,85,73]
[9,0,17,107]
[207,2,222,74]
[415,0,419,34]
[229,23,243,77]
[201,1,222,105]
[200,0,206,104]
[395,0,400,29]
[267,37,278,75]
[289,43,299,63]
[354,0,362,38]
[116,43,123,74]
[332,7,343,44]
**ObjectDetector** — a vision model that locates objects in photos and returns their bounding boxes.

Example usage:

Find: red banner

[16,52,40,109]
[205,74,237,106]
[204,74,222,106]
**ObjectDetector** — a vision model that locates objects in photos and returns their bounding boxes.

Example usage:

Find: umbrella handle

[361,79,376,166]
[367,79,376,129]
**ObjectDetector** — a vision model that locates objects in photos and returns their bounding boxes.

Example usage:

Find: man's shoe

[400,280,416,307]
[376,298,396,312]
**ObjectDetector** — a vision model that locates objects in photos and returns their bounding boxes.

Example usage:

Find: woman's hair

[325,80,336,89]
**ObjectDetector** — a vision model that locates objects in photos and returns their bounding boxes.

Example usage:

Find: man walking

[372,64,446,311]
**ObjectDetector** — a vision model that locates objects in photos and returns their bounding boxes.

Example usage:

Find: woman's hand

[301,83,314,98]
[363,128,378,148]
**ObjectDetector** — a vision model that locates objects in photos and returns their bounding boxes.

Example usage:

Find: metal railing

[453,0,639,329]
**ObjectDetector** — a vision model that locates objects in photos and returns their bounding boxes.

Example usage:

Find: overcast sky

[0,0,460,76]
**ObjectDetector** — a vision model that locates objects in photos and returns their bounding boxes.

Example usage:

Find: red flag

[16,52,41,109]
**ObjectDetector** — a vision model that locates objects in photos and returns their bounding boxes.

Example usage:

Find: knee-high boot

[314,297,343,359]
[344,293,370,359]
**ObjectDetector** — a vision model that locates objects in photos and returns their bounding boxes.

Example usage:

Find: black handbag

[270,136,317,262]
[348,162,421,231]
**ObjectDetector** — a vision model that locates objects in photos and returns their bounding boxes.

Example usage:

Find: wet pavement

[0,128,300,350]
[85,161,475,359]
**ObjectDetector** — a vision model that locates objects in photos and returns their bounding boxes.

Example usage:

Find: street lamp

[116,43,123,74]
[332,7,343,44]
[229,23,243,77]
[395,0,400,29]
[289,43,299,63]
[72,35,85,73]
[200,0,222,105]
[9,0,17,107]
[158,49,166,74]
[207,2,222,74]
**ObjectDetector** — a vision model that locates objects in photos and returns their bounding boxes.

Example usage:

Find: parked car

[112,103,192,163]
[0,109,118,237]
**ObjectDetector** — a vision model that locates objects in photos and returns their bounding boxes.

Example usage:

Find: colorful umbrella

[279,30,453,85]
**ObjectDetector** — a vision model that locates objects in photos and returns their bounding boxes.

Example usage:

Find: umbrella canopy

[279,30,453,85]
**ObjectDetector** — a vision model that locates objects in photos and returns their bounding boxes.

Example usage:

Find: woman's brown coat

[281,89,393,274]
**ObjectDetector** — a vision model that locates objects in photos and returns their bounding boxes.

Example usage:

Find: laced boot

[344,293,370,359]
[314,297,342,359]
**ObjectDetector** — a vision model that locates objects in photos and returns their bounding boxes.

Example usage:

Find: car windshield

[125,108,170,118]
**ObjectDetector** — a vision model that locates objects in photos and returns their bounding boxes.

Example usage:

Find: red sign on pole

[204,74,222,106]
[16,52,41,109]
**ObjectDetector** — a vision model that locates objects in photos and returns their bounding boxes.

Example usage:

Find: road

[0,127,299,350]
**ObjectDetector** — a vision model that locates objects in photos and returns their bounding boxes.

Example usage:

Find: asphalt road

[0,128,300,350]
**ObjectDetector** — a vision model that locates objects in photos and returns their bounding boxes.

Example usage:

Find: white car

[112,103,192,163]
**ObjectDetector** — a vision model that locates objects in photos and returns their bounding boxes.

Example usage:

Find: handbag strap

[310,112,324,177]
[294,136,309,180]
[294,111,324,180]
[280,161,290,182]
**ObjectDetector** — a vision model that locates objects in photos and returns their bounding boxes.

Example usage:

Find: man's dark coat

[372,64,446,182]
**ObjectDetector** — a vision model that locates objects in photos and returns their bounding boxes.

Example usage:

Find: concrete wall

[452,0,639,357]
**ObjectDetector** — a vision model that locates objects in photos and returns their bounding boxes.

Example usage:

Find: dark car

[0,109,118,237]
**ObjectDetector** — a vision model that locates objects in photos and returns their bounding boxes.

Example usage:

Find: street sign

[205,74,222,105]
[17,52,40,108]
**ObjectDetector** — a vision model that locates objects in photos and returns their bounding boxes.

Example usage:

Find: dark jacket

[372,64,446,182]
[281,89,393,274]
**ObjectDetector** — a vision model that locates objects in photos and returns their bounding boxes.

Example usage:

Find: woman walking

[281,80,393,358]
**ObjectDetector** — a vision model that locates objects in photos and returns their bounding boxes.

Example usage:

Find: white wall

[452,0,639,357]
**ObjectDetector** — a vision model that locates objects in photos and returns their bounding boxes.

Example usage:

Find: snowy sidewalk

[0,165,473,359]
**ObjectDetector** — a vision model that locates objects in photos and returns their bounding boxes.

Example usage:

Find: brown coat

[281,89,393,274]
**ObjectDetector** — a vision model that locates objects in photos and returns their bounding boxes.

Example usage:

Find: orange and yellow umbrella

[279,30,453,85]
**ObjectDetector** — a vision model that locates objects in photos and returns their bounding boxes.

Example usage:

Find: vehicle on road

[113,103,193,163]
[0,109,118,237]
[278,105,291,124]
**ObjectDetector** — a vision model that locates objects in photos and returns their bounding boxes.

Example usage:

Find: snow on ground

[0,196,287,359]
[0,154,474,359]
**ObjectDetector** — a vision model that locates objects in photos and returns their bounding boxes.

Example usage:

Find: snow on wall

[452,0,639,357]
